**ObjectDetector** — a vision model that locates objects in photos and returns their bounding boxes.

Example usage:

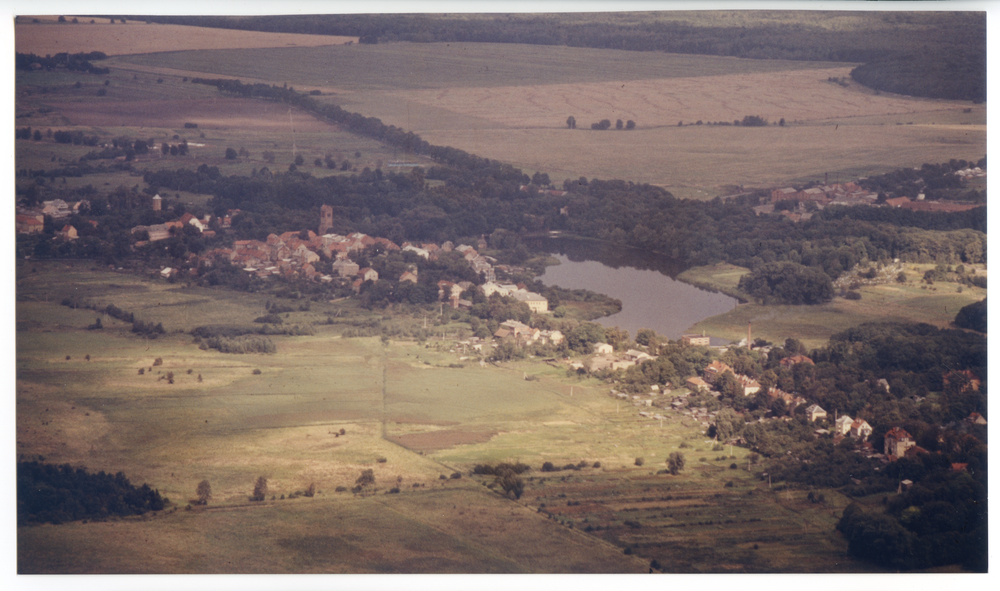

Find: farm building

[682,334,710,346]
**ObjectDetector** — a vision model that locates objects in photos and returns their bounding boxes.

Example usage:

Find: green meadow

[16,260,874,573]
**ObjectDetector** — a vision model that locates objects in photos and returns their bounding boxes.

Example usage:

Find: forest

[17,461,167,526]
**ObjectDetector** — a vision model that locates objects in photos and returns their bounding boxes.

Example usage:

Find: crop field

[14,16,356,56]
[109,42,985,197]
[15,261,872,573]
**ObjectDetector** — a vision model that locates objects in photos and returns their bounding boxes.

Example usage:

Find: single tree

[566,116,576,129]
[251,476,268,501]
[626,120,636,130]
[355,468,375,494]
[667,452,686,475]
[196,480,212,505]
[616,119,624,130]
[225,147,238,160]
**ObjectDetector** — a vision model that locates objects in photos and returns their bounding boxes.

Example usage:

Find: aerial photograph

[11,2,989,586]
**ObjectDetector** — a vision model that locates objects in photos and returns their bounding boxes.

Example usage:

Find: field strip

[384,67,969,130]
[15,20,357,56]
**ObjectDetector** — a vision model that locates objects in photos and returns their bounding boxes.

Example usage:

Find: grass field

[15,261,876,573]
[684,263,986,349]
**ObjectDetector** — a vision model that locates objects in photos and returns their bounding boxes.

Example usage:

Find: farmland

[15,19,984,198]
[15,260,875,574]
[12,13,987,578]
[110,42,985,198]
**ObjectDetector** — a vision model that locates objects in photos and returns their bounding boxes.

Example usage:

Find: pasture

[15,261,869,573]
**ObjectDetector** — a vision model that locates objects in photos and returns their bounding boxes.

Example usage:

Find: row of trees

[567,116,636,130]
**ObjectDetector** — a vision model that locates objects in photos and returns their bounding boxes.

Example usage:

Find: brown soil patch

[387,429,497,452]
[15,19,356,57]
[53,98,334,131]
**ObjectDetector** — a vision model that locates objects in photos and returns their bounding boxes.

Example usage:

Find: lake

[531,237,738,342]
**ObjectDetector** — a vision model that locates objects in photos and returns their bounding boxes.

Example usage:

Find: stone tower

[319,204,333,235]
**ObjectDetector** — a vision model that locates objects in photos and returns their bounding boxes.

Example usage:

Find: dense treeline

[855,158,987,202]
[851,48,985,102]
[17,461,165,526]
[15,51,110,75]
[953,298,986,333]
[145,13,984,101]
[815,204,986,234]
[203,334,276,354]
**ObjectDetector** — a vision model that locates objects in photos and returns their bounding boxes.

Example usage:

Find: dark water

[531,237,737,341]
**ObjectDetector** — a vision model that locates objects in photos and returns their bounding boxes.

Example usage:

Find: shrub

[252,369,262,375]
[634,457,645,466]
[450,472,462,479]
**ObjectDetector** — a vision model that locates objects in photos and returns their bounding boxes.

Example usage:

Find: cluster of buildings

[755,173,985,221]
[17,198,89,239]
[589,343,655,372]
[480,281,549,314]
[491,319,564,346]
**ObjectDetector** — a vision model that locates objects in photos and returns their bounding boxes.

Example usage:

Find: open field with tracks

[15,261,874,573]
[113,42,984,198]
[16,25,985,197]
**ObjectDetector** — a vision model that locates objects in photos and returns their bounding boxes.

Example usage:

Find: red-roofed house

[703,360,733,384]
[16,215,44,234]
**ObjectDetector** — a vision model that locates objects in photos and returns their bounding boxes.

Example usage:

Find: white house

[593,342,613,355]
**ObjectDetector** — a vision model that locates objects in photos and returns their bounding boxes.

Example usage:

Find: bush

[634,457,645,467]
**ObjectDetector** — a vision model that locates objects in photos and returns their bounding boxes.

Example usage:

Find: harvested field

[14,17,356,56]
[117,42,984,196]
[52,97,332,131]
[385,67,955,129]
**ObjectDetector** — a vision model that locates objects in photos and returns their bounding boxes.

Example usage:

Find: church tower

[319,204,333,235]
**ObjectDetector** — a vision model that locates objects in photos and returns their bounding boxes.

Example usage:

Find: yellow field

[14,17,357,56]
[375,68,983,194]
